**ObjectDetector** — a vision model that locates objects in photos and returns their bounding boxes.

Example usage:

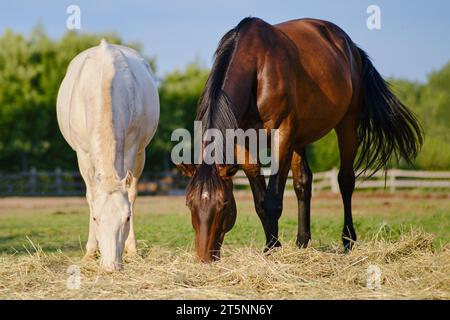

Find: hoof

[263,239,282,254]
[124,242,137,256]
[296,233,311,248]
[124,247,137,257]
[342,239,356,252]
[82,251,97,261]
[342,227,357,252]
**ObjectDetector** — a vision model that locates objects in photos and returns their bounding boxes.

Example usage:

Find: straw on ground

[0,229,448,299]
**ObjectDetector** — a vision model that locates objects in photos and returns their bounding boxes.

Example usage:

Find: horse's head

[178,163,239,262]
[91,171,133,271]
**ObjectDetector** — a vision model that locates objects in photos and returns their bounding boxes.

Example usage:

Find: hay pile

[0,230,448,299]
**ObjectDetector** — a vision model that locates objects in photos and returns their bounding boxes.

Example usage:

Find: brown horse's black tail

[355,48,423,176]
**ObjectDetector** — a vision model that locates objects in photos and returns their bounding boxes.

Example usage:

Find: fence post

[29,167,37,195]
[389,169,397,193]
[55,167,63,195]
[330,167,339,194]
[6,173,13,194]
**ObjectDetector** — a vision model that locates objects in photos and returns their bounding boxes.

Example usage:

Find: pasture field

[0,192,449,299]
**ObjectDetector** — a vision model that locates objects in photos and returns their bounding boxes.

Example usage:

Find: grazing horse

[57,39,159,270]
[177,18,422,262]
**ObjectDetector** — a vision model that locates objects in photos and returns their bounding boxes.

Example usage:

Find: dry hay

[0,229,448,299]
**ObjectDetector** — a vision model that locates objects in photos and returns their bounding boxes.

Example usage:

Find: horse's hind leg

[292,149,313,248]
[335,115,359,251]
[76,151,98,260]
[82,185,98,261]
[125,151,145,256]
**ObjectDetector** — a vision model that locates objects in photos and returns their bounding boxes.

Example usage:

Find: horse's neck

[222,50,256,127]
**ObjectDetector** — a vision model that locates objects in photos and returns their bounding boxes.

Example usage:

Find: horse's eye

[126,216,130,222]
[93,217,96,222]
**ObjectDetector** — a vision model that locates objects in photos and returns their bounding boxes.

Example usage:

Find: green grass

[0,193,449,256]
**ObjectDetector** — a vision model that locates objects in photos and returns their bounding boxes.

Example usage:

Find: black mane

[196,17,256,134]
[187,18,257,195]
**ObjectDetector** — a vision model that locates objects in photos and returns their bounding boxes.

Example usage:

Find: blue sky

[1,0,449,82]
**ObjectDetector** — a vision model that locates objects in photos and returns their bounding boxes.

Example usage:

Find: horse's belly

[294,119,336,146]
[293,103,347,146]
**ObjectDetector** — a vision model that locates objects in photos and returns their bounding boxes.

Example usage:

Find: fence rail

[0,168,185,196]
[1,168,450,196]
[0,168,85,196]
[234,168,450,193]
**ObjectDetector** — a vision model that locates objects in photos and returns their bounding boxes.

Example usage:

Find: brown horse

[177,17,422,262]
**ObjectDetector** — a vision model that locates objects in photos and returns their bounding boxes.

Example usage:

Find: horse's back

[56,47,97,151]
[108,44,160,152]
[57,41,159,153]
[274,19,361,145]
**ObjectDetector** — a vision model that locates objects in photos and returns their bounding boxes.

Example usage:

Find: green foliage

[0,26,449,172]
[308,63,450,172]
[390,61,450,170]
[0,27,154,171]
[145,63,209,170]
[306,131,339,172]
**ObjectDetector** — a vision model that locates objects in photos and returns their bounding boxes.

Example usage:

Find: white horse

[57,39,159,271]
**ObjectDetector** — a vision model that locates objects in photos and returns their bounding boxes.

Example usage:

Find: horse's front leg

[242,162,268,238]
[263,126,294,251]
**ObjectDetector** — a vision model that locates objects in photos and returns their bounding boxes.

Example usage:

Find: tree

[391,62,450,170]
[0,27,154,171]
[0,26,449,172]
[144,63,209,171]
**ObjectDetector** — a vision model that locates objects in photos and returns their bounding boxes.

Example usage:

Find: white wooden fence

[1,168,450,196]
[233,168,450,193]
[0,169,177,196]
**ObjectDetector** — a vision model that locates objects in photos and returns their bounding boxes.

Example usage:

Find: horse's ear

[176,163,196,177]
[122,170,133,189]
[218,164,239,179]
